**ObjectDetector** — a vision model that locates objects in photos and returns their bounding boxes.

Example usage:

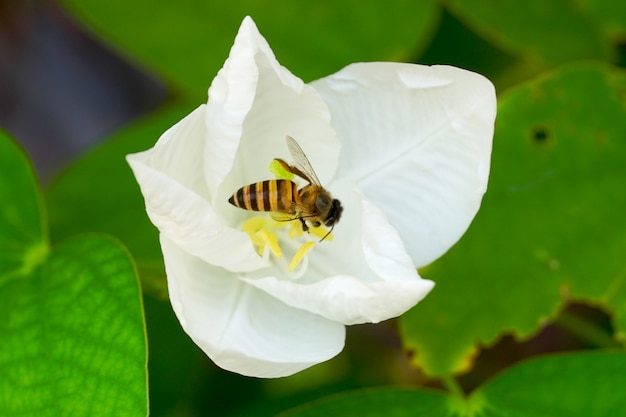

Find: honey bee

[229,136,343,241]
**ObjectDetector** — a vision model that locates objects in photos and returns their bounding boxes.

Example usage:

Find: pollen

[289,241,316,272]
[269,159,294,180]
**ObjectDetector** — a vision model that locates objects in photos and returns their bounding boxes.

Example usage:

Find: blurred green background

[1,0,625,416]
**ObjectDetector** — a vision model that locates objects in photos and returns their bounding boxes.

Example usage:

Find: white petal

[162,236,346,378]
[243,275,433,326]
[311,63,496,267]
[129,105,208,195]
[241,183,434,325]
[203,16,340,217]
[126,107,265,272]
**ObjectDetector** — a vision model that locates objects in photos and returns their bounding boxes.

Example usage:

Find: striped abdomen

[229,179,298,213]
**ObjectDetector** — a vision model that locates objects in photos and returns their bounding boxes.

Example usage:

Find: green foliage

[399,63,626,376]
[479,351,626,417]
[46,105,193,297]
[447,0,622,66]
[0,131,47,279]
[279,351,626,417]
[62,0,438,96]
[279,388,448,417]
[0,134,147,416]
[9,2,626,416]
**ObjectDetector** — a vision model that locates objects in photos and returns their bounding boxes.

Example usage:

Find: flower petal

[311,63,496,267]
[204,16,340,217]
[241,182,434,325]
[126,107,266,272]
[161,236,346,378]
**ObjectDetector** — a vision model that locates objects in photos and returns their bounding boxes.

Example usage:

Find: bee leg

[300,218,309,233]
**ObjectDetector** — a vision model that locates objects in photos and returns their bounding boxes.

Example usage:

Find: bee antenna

[319,224,334,242]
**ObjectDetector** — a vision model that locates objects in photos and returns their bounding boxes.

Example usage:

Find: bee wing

[270,210,313,223]
[268,198,303,223]
[269,200,319,223]
[270,211,300,223]
[286,136,322,186]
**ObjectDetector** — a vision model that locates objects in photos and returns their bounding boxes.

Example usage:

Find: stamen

[256,229,282,258]
[259,242,271,261]
[289,241,316,272]
[288,221,304,239]
[290,252,309,280]
[242,216,266,251]
[238,213,330,278]
[242,216,266,233]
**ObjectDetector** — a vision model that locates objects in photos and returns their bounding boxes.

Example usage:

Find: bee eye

[315,195,331,211]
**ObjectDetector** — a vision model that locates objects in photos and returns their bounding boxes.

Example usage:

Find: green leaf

[0,236,147,417]
[0,131,47,279]
[46,104,192,294]
[0,133,147,416]
[400,63,626,376]
[62,0,439,95]
[447,0,613,66]
[576,0,626,40]
[278,351,626,417]
[278,387,448,417]
[478,351,626,417]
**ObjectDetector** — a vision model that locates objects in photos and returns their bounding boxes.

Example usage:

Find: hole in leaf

[531,126,550,144]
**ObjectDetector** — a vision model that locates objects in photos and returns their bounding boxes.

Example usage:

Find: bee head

[323,199,343,227]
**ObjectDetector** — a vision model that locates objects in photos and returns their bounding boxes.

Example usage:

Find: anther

[289,242,316,272]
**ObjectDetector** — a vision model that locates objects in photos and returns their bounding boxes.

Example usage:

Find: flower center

[241,215,333,278]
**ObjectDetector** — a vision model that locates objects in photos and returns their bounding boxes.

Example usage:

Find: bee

[228,136,343,241]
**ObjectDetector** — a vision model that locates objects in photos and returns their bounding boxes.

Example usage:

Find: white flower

[126,16,496,378]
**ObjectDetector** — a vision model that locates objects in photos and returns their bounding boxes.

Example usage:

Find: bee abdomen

[229,180,297,212]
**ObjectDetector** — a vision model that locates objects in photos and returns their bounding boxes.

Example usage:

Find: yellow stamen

[242,216,266,251]
[239,213,332,274]
[289,241,316,271]
[310,225,334,241]
[273,219,289,229]
[242,216,266,234]
[288,221,304,239]
[256,229,282,258]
